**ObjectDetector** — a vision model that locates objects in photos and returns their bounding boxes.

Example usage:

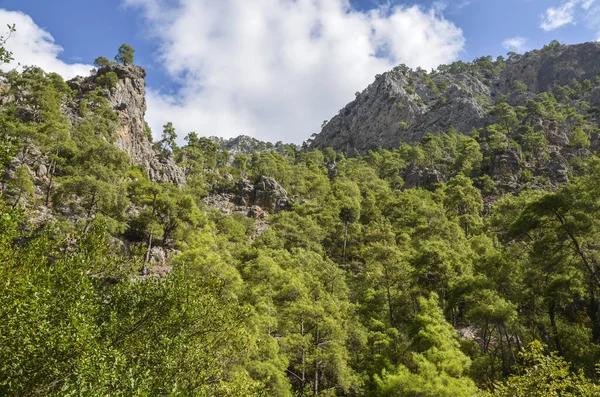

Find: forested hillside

[3,34,600,396]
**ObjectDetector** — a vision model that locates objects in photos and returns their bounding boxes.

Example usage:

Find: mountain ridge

[311,40,600,153]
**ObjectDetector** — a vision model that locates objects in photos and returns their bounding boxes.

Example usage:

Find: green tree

[493,103,519,134]
[93,56,110,68]
[115,43,135,65]
[8,164,34,208]
[0,24,15,64]
[569,126,590,148]
[455,136,483,175]
[96,71,118,89]
[159,121,178,152]
[376,294,477,397]
[0,206,262,396]
[481,341,599,396]
[521,126,549,161]
[443,174,484,236]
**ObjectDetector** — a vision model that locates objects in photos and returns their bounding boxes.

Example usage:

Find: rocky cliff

[67,64,185,185]
[311,41,600,154]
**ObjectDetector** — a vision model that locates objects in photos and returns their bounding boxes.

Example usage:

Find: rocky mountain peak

[311,41,600,156]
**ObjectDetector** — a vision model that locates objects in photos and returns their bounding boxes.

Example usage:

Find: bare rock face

[67,65,185,185]
[312,42,600,156]
[403,164,447,189]
[311,67,489,154]
[310,41,600,193]
[496,42,600,94]
[236,176,290,213]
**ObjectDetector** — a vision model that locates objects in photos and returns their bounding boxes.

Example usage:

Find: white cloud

[582,0,595,10]
[540,0,598,31]
[457,0,474,9]
[124,0,465,144]
[502,37,527,52]
[540,0,578,31]
[0,9,91,79]
[584,2,600,38]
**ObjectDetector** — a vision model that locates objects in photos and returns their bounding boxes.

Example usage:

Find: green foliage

[521,126,549,161]
[376,294,477,396]
[4,52,600,397]
[144,121,153,142]
[115,43,135,65]
[513,80,528,93]
[159,121,178,152]
[541,40,563,53]
[93,56,110,68]
[0,205,262,396]
[7,164,34,207]
[424,74,437,91]
[95,70,118,89]
[481,341,599,396]
[0,24,15,64]
[569,126,590,148]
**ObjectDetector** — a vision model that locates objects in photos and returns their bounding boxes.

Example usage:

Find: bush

[96,71,118,89]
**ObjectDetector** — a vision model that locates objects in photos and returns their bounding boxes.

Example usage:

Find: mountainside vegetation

[4,36,600,396]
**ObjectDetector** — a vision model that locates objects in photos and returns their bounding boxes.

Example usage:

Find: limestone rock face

[310,41,600,192]
[236,176,290,213]
[496,42,600,94]
[311,68,489,153]
[311,42,600,155]
[67,65,185,185]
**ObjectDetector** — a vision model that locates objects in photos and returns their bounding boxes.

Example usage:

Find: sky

[0,0,598,144]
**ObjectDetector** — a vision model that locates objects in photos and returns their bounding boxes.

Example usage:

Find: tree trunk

[12,188,22,209]
[144,228,153,264]
[549,302,564,356]
[589,286,600,343]
[45,151,58,207]
[342,221,349,263]
[314,326,319,396]
[301,318,306,390]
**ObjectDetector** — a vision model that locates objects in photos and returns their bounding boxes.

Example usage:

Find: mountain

[5,40,600,396]
[311,40,600,192]
[312,41,600,152]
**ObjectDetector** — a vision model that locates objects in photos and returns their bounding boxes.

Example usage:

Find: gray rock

[36,164,47,178]
[235,176,290,213]
[67,65,185,185]
[311,67,489,154]
[311,42,600,156]
[310,41,600,194]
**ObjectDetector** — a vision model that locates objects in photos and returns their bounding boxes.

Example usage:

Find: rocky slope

[68,64,185,185]
[311,41,600,153]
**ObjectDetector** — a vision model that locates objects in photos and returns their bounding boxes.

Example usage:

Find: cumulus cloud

[124,0,465,143]
[540,0,597,31]
[502,37,527,52]
[540,0,578,31]
[0,9,91,79]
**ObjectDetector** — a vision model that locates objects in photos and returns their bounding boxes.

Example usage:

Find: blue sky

[0,0,598,143]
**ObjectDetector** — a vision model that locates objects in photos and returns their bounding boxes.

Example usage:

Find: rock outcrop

[236,176,290,213]
[67,64,185,185]
[204,176,290,217]
[312,69,489,153]
[309,41,600,193]
[311,41,600,154]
